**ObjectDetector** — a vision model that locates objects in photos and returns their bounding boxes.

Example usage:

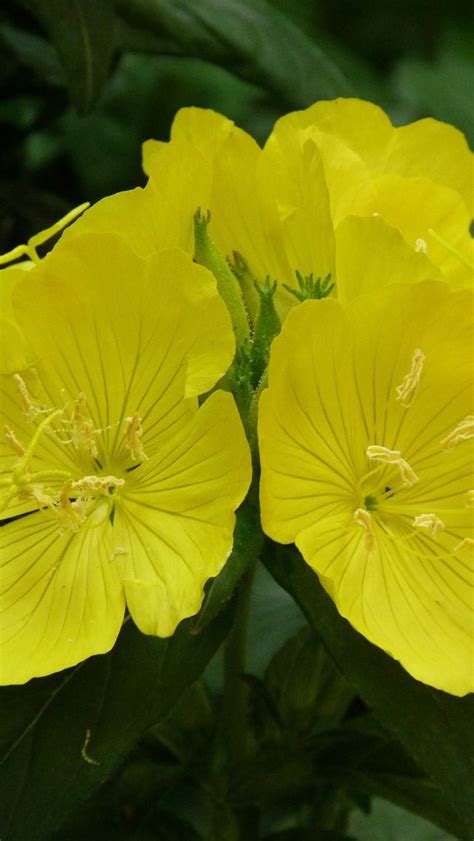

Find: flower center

[1,373,147,533]
[352,347,472,557]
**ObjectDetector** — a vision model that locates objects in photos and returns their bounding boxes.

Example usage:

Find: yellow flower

[258,281,473,695]
[67,100,472,323]
[0,233,251,684]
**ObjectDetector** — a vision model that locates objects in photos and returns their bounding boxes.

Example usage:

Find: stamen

[71,393,99,458]
[4,426,25,456]
[125,413,148,462]
[56,482,88,533]
[13,373,45,419]
[366,445,419,487]
[395,348,425,407]
[412,513,445,537]
[440,416,474,450]
[354,508,376,552]
[13,409,63,478]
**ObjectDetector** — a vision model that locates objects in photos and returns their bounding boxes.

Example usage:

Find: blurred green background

[0,0,472,253]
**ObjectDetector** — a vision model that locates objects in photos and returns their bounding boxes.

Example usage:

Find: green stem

[212,561,258,840]
[222,562,255,769]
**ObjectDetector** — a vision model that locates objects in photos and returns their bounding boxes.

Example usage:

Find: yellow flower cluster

[1,99,472,694]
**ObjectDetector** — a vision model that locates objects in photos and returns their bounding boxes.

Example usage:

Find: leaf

[264,626,353,732]
[0,606,233,841]
[0,23,65,87]
[18,0,117,113]
[314,719,466,839]
[263,545,474,839]
[117,0,352,106]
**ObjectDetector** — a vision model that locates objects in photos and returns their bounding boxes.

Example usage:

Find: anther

[354,508,376,552]
[412,513,445,537]
[71,393,99,458]
[440,416,474,449]
[125,413,148,463]
[4,426,25,456]
[366,445,419,487]
[395,348,425,407]
[13,373,44,419]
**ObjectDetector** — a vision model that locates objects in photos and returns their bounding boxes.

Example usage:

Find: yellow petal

[63,187,157,258]
[335,215,441,303]
[270,98,393,174]
[114,391,252,636]
[296,512,473,696]
[10,236,235,459]
[258,130,335,319]
[372,174,473,284]
[384,117,474,217]
[259,282,473,693]
[0,510,124,684]
[0,268,35,374]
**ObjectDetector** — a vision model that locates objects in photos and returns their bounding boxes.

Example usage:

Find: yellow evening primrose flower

[0,232,251,684]
[65,100,472,325]
[258,281,473,696]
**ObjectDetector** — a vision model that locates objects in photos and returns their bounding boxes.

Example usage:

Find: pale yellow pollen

[13,373,44,419]
[415,238,428,254]
[354,508,376,552]
[395,348,425,407]
[70,475,125,496]
[412,513,445,537]
[366,445,419,487]
[71,393,99,458]
[4,426,25,456]
[125,413,148,462]
[440,416,474,450]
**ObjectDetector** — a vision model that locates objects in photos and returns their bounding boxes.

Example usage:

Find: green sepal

[229,251,260,324]
[193,209,250,346]
[252,276,281,388]
[284,270,335,302]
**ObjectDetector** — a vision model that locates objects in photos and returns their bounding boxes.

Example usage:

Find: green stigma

[364,494,378,511]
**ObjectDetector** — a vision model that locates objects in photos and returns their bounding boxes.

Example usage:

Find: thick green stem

[211,561,258,840]
[222,562,255,769]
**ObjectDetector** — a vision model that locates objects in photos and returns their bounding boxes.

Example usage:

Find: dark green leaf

[117,0,352,105]
[264,545,474,839]
[0,23,65,86]
[264,626,353,732]
[315,719,466,839]
[18,0,117,113]
[0,606,232,841]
